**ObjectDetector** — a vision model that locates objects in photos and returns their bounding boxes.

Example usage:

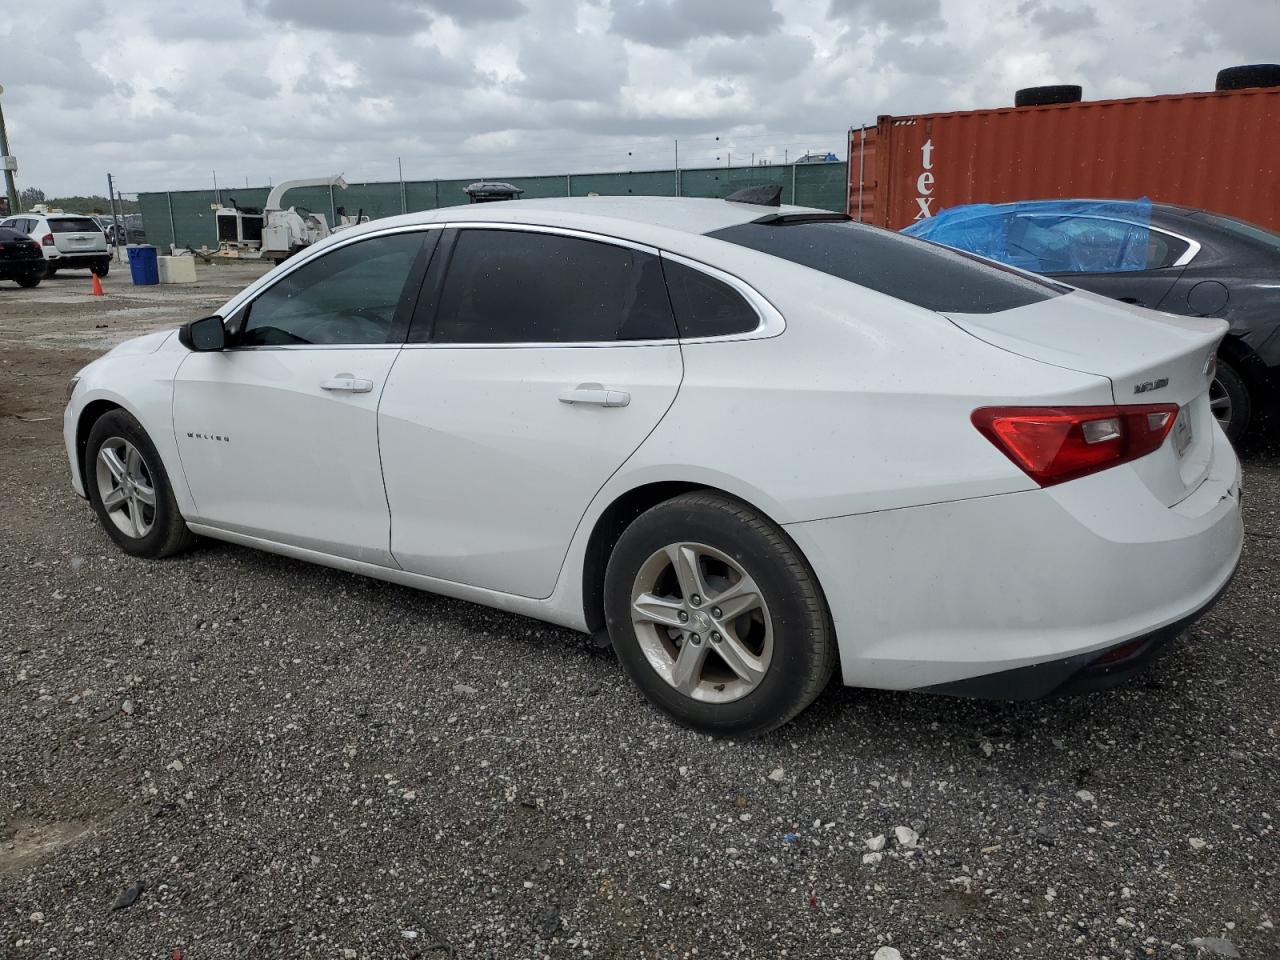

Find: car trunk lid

[48,218,108,255]
[947,290,1225,505]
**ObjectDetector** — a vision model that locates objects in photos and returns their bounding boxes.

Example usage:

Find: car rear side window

[430,229,677,344]
[661,258,760,338]
[49,218,102,233]
[707,220,1065,314]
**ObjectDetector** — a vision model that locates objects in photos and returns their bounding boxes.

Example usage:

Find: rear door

[48,216,107,255]
[378,225,683,599]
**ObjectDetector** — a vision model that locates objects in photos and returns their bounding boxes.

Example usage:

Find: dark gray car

[906,200,1280,441]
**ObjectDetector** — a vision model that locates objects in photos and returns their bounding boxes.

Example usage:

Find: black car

[905,200,1280,441]
[0,226,45,288]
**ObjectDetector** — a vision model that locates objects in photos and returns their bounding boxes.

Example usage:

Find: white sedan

[63,196,1243,736]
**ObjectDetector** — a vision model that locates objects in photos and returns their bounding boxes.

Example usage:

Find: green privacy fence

[137,161,848,252]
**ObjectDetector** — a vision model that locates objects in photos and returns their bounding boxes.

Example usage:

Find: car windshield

[49,217,102,233]
[707,219,1067,314]
[1193,211,1280,255]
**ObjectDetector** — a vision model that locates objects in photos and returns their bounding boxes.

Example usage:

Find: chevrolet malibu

[63,197,1243,736]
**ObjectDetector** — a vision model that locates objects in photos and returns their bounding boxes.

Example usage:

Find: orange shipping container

[848,87,1280,231]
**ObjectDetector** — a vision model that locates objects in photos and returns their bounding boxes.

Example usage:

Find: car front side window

[239,232,425,347]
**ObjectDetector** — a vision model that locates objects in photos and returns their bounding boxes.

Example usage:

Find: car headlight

[67,376,80,402]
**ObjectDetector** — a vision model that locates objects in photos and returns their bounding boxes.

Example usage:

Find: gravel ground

[1,266,1277,959]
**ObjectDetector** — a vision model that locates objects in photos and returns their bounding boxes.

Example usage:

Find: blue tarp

[903,198,1154,274]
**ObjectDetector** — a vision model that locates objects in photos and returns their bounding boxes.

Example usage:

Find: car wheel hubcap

[1209,376,1232,430]
[630,541,773,703]
[95,438,156,539]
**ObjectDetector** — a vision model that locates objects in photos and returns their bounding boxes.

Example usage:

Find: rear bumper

[785,424,1243,695]
[46,252,109,264]
[917,570,1233,699]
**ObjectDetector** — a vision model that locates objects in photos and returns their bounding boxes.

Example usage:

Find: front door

[379,226,684,599]
[172,230,430,565]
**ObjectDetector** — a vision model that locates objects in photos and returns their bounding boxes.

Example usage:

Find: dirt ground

[1,263,1277,959]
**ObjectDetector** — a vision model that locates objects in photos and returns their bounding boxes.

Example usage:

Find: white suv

[0,213,110,276]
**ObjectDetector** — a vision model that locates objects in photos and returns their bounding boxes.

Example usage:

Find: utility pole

[674,139,679,196]
[107,173,123,260]
[398,157,406,214]
[0,85,21,215]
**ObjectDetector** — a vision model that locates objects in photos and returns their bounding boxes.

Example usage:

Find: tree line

[17,187,139,214]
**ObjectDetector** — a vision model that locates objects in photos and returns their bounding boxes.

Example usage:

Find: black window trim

[403,221,782,349]
[220,224,444,351]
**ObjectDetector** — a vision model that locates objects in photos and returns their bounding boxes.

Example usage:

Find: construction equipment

[209,175,368,263]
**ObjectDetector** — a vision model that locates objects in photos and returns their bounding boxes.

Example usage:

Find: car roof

[345,195,822,246]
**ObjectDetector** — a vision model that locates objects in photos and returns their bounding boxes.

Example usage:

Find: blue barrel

[127,245,159,285]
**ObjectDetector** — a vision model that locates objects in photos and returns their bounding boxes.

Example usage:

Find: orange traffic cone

[91,272,104,296]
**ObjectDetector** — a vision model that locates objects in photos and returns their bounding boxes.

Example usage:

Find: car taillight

[41,233,54,246]
[972,404,1179,487]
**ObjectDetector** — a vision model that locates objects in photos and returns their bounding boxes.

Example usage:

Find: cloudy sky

[2,0,1274,197]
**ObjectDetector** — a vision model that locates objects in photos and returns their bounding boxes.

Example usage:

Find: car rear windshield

[49,217,102,233]
[706,219,1067,314]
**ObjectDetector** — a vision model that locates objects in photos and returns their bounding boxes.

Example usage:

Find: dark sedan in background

[905,200,1280,441]
[0,226,46,288]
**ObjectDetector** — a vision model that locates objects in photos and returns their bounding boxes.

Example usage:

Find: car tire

[604,491,836,738]
[85,410,197,559]
[1015,84,1083,106]
[16,274,41,288]
[1210,358,1251,443]
[91,261,110,277]
[1215,64,1280,91]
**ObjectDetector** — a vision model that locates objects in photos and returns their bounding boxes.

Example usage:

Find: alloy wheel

[629,541,773,703]
[1208,375,1232,431]
[95,437,156,539]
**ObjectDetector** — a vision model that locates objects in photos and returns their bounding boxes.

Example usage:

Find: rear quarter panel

[612,254,1115,524]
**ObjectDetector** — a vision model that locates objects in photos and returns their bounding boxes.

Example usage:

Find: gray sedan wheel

[1209,359,1250,443]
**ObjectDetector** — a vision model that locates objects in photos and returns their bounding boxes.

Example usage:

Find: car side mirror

[179,315,227,352]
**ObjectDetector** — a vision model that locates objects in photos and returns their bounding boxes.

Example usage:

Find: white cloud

[0,0,1272,196]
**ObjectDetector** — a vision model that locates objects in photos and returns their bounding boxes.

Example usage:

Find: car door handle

[320,374,374,394]
[558,383,631,408]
